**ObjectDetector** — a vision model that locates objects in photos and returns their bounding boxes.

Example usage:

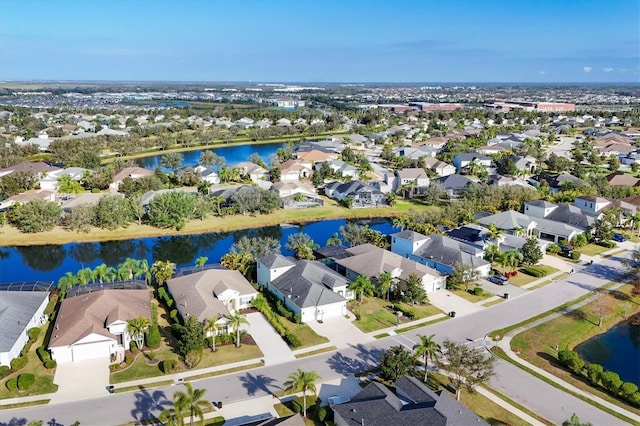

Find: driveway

[50,357,111,404]
[306,315,371,349]
[246,312,295,365]
[480,278,528,298]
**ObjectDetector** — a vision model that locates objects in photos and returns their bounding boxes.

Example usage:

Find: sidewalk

[489,276,640,425]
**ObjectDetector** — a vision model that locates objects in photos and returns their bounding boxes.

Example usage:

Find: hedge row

[558,349,640,406]
[251,294,302,348]
[598,240,617,249]
[521,267,550,278]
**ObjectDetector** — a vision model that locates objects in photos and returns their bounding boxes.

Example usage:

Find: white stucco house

[0,291,49,367]
[48,289,151,363]
[256,254,348,322]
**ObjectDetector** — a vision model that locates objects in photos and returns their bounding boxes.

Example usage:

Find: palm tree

[487,223,505,250]
[220,252,254,279]
[376,272,395,301]
[503,249,523,273]
[484,243,501,263]
[76,267,93,286]
[204,317,218,352]
[226,312,249,348]
[348,275,376,302]
[211,195,225,216]
[194,256,208,268]
[117,257,139,281]
[630,212,640,238]
[134,259,152,285]
[57,272,77,293]
[325,232,342,247]
[173,382,213,426]
[283,369,320,418]
[151,260,176,286]
[159,402,185,426]
[513,226,527,237]
[413,334,441,383]
[127,317,151,350]
[92,263,116,284]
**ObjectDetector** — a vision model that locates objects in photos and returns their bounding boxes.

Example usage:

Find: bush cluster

[521,266,549,278]
[27,328,41,341]
[157,287,174,308]
[558,349,640,406]
[44,360,57,369]
[392,304,416,320]
[161,359,178,374]
[10,356,28,372]
[146,324,162,349]
[251,294,301,348]
[17,373,35,390]
[598,240,616,249]
[36,346,51,362]
[570,251,581,260]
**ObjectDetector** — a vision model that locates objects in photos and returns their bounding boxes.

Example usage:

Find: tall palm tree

[484,243,501,263]
[134,259,152,285]
[487,223,505,250]
[127,317,151,350]
[203,317,218,352]
[413,334,441,383]
[283,369,320,418]
[503,249,523,273]
[151,260,176,286]
[513,226,527,237]
[348,275,375,302]
[76,267,93,286]
[226,312,249,348]
[630,212,640,237]
[57,272,77,293]
[376,272,395,301]
[118,257,139,281]
[172,383,213,426]
[92,263,116,284]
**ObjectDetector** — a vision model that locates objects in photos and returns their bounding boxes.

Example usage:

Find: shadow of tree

[239,372,280,396]
[326,344,385,375]
[130,388,172,422]
[0,418,27,426]
[536,351,564,370]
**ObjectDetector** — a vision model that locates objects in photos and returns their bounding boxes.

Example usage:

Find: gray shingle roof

[414,235,489,269]
[476,210,536,230]
[270,261,346,309]
[0,291,49,352]
[333,376,486,426]
[432,174,475,191]
[259,253,296,269]
[391,230,429,242]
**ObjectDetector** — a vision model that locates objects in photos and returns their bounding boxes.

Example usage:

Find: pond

[0,218,397,285]
[576,319,640,387]
[136,142,285,171]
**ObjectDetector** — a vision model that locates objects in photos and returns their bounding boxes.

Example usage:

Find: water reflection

[17,245,67,272]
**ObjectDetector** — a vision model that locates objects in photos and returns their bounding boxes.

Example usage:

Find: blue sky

[1,0,638,83]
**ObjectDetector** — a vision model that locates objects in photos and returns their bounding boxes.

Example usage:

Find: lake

[576,319,640,387]
[136,142,285,171]
[0,218,397,284]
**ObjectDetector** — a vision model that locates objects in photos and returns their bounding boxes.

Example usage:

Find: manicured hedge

[598,240,616,249]
[146,324,161,348]
[521,267,549,278]
[27,327,41,341]
[161,359,178,374]
[44,360,57,369]
[5,378,17,391]
[36,346,51,362]
[10,356,28,372]
[17,373,36,390]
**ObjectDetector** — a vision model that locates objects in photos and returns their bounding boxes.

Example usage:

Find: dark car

[488,275,509,285]
[613,233,627,242]
[559,244,573,254]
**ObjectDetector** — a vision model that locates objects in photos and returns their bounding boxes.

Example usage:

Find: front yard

[577,243,615,257]
[508,265,559,287]
[348,297,441,333]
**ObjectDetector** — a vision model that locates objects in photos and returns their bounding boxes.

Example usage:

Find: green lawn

[578,243,614,256]
[508,265,559,287]
[284,321,329,349]
[511,284,640,416]
[349,297,441,333]
[451,289,493,303]
[0,325,58,400]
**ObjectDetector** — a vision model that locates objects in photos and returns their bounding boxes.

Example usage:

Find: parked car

[488,275,509,285]
[559,244,573,254]
[613,233,627,242]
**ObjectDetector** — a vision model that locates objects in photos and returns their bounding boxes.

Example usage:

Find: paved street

[0,250,636,426]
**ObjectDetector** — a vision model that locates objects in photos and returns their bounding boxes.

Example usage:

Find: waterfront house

[324,180,387,208]
[0,291,49,367]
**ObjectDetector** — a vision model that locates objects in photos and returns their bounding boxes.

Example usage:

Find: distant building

[409,102,466,112]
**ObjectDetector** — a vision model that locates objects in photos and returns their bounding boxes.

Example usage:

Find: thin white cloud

[538,70,545,75]
[583,66,592,73]
[603,67,614,72]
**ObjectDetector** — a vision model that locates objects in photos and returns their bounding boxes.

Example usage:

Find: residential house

[422,157,456,177]
[390,231,491,276]
[595,143,637,158]
[396,168,430,196]
[39,167,90,192]
[0,161,61,179]
[452,153,492,172]
[109,167,154,192]
[271,181,323,208]
[476,210,537,237]
[488,175,536,189]
[477,144,506,156]
[61,192,118,213]
[446,223,548,253]
[333,375,487,426]
[278,159,313,181]
[527,172,588,193]
[523,200,591,242]
[193,165,220,185]
[333,243,445,293]
[0,190,56,212]
[574,195,611,216]
[295,149,339,163]
[256,255,348,322]
[430,174,475,199]
[318,160,359,180]
[49,289,151,363]
[166,267,258,334]
[0,291,49,367]
[324,180,387,208]
[605,172,640,187]
[236,162,271,185]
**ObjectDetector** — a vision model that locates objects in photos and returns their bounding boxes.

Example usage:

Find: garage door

[72,341,111,362]
[317,302,345,320]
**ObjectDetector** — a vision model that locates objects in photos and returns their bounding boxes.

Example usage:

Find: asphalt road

[1,253,634,426]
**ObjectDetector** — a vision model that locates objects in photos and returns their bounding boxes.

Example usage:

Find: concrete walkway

[246,312,295,365]
[489,276,640,425]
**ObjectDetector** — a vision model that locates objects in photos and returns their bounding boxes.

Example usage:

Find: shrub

[10,356,28,372]
[472,287,483,296]
[0,365,10,377]
[44,360,57,369]
[161,359,178,374]
[146,324,161,349]
[570,251,581,260]
[586,363,603,384]
[597,240,616,249]
[601,371,623,393]
[294,314,302,324]
[130,341,138,353]
[621,382,639,398]
[184,350,202,369]
[392,304,416,320]
[284,332,302,348]
[317,406,328,422]
[558,349,584,373]
[36,346,51,362]
[17,373,36,390]
[5,378,17,391]
[521,267,546,278]
[170,309,179,322]
[546,243,561,254]
[27,327,41,341]
[125,355,133,365]
[109,363,120,371]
